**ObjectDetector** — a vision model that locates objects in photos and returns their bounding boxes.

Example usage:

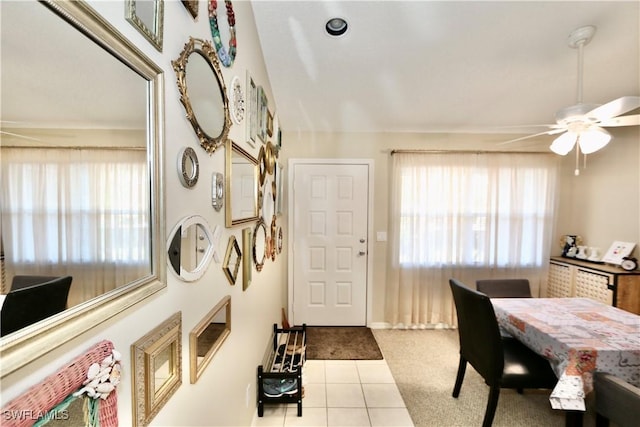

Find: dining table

[491,297,640,425]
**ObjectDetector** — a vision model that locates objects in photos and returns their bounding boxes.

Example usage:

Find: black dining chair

[10,275,61,291]
[449,278,557,427]
[476,279,532,298]
[1,276,72,336]
[593,371,640,427]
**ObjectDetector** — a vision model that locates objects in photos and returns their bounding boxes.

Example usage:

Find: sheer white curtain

[385,152,559,328]
[1,147,149,306]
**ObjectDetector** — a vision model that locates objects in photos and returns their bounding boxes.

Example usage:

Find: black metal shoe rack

[257,323,307,417]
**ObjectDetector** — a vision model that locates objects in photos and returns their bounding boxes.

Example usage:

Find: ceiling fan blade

[586,96,640,121]
[498,128,566,145]
[599,114,640,127]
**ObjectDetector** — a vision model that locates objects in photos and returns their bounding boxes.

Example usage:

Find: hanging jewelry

[208,0,236,67]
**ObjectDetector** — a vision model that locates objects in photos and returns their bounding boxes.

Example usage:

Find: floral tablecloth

[492,297,640,411]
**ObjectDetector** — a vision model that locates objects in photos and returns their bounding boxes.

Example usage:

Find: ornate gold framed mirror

[172,37,231,155]
[189,295,231,383]
[131,312,182,426]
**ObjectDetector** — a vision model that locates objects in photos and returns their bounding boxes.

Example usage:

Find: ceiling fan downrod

[568,25,596,105]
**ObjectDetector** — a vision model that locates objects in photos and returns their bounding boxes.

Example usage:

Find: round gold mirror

[172,37,231,154]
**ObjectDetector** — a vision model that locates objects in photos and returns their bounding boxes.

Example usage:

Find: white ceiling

[251,1,640,136]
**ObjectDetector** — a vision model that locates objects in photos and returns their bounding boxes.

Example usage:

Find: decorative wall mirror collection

[126,0,164,52]
[173,37,231,155]
[189,295,231,383]
[0,0,165,378]
[225,140,260,227]
[178,146,200,188]
[167,215,215,282]
[223,235,242,285]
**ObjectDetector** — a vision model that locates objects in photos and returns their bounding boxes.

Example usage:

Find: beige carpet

[306,326,383,360]
[373,329,598,427]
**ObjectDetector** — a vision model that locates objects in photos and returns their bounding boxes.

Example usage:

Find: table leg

[565,410,583,427]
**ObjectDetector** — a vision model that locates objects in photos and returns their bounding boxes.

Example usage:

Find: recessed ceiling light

[325,18,348,37]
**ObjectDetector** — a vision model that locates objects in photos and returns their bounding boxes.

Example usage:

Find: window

[394,152,557,268]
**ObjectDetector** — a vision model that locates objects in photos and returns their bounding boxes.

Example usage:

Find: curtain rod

[390,149,549,155]
[1,145,145,151]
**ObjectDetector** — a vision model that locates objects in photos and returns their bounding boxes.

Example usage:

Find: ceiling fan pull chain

[574,139,581,176]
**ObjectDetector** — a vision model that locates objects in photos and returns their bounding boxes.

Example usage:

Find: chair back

[10,275,60,291]
[1,276,72,336]
[476,279,532,298]
[449,278,504,384]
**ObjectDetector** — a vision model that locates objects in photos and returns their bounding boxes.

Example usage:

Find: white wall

[1,2,285,426]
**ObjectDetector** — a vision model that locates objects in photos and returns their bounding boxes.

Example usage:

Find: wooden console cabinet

[546,256,640,315]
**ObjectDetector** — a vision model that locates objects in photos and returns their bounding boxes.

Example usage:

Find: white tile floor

[252,359,415,427]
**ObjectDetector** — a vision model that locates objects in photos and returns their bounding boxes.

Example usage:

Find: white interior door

[290,162,370,326]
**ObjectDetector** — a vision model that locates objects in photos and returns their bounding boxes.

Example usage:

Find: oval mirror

[253,219,267,272]
[262,175,275,224]
[172,37,231,154]
[167,215,215,282]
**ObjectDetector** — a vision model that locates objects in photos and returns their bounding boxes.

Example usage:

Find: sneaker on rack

[262,379,283,397]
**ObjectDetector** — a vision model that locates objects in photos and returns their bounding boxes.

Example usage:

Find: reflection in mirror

[223,236,242,285]
[0,0,165,377]
[173,37,231,154]
[167,215,215,282]
[225,141,259,227]
[125,0,164,52]
[154,343,173,393]
[253,219,267,272]
[190,295,231,383]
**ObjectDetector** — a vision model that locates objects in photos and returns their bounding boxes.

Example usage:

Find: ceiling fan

[503,25,640,171]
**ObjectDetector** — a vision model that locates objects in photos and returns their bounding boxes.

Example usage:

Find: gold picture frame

[131,312,182,426]
[242,228,253,290]
[189,295,231,383]
[223,235,242,285]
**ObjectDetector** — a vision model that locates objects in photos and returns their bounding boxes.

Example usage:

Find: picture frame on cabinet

[246,71,257,147]
[602,241,636,265]
[131,312,182,426]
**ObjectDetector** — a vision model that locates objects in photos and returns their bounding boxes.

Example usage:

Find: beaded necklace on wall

[208,0,236,67]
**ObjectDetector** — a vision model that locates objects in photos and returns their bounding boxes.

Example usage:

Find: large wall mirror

[173,37,231,155]
[225,141,260,227]
[0,1,165,377]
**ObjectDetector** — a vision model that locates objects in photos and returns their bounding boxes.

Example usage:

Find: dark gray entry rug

[305,326,383,360]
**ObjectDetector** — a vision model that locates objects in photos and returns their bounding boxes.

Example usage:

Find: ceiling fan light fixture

[325,18,348,37]
[577,127,611,154]
[550,132,577,155]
